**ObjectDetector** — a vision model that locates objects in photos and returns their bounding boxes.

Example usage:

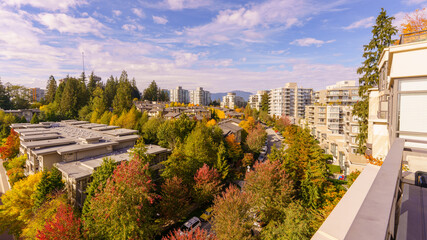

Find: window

[352,126,359,133]
[351,137,357,144]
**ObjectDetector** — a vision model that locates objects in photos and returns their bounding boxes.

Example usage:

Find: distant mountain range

[211,90,253,102]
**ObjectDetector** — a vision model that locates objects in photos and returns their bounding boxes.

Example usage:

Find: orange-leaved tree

[401,8,427,33]
[0,129,20,160]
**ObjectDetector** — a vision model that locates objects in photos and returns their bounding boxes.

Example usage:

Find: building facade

[169,86,190,104]
[29,88,45,102]
[221,92,245,109]
[189,87,211,106]
[248,90,269,111]
[269,82,313,119]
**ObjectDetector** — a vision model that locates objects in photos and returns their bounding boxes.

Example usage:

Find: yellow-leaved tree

[401,8,427,33]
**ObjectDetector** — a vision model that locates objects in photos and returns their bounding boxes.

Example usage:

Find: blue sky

[0,0,426,92]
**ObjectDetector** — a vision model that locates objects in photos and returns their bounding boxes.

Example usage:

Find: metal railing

[399,30,427,44]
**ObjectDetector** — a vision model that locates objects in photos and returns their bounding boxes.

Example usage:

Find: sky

[0,0,426,93]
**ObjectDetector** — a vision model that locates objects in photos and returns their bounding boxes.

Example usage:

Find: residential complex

[313,31,427,240]
[248,90,269,111]
[269,82,313,119]
[169,86,190,104]
[189,87,211,106]
[220,92,245,109]
[11,120,171,208]
[305,81,365,175]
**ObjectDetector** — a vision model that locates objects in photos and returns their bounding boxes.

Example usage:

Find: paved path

[265,127,285,155]
[0,160,14,240]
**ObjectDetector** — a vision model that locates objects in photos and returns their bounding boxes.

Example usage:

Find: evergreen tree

[82,158,117,222]
[353,8,397,153]
[214,142,229,180]
[79,71,86,83]
[112,70,132,114]
[104,75,117,108]
[142,80,160,101]
[130,78,141,100]
[87,71,99,98]
[44,76,57,104]
[32,167,65,209]
[261,92,269,112]
[0,81,11,109]
[60,78,79,118]
[91,87,107,114]
[54,80,65,104]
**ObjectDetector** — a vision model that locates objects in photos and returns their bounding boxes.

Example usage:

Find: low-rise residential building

[269,82,313,120]
[3,109,40,122]
[217,119,243,143]
[221,92,245,109]
[248,90,269,111]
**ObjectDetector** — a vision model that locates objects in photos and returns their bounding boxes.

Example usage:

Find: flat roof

[31,144,79,156]
[78,123,107,129]
[14,128,52,134]
[66,121,90,125]
[91,125,119,131]
[20,130,58,136]
[102,129,138,136]
[22,139,76,149]
[57,141,118,154]
[114,135,140,143]
[24,124,49,128]
[56,151,130,180]
[20,133,61,142]
[146,144,170,155]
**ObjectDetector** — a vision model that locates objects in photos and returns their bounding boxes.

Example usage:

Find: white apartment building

[189,87,211,106]
[248,90,269,110]
[169,86,189,104]
[269,82,313,119]
[221,92,245,109]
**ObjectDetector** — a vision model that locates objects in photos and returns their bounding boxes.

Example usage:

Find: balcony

[399,30,427,45]
[312,138,427,240]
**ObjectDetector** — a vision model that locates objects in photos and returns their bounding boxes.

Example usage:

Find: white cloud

[153,16,168,25]
[3,0,87,11]
[172,51,203,67]
[271,49,288,55]
[343,16,374,30]
[183,0,345,45]
[403,0,427,5]
[132,8,145,18]
[393,8,427,31]
[290,38,335,47]
[112,10,122,17]
[165,0,212,10]
[37,13,105,37]
[122,24,144,31]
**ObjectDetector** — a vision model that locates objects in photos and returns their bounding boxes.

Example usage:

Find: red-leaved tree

[0,129,20,160]
[159,176,191,223]
[36,203,82,240]
[84,157,160,239]
[193,164,222,205]
[162,228,216,240]
[244,160,293,223]
[211,185,253,240]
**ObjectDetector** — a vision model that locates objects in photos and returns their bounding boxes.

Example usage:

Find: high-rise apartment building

[169,86,189,104]
[189,87,211,106]
[248,90,269,110]
[269,82,313,119]
[221,92,245,109]
[29,88,45,102]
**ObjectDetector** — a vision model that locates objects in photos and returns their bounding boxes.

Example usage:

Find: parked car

[179,217,202,235]
[200,207,213,222]
[262,146,267,152]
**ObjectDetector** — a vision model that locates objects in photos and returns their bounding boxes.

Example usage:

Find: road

[265,127,285,155]
[0,160,14,240]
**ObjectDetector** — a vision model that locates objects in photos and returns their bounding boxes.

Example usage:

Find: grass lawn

[327,164,341,174]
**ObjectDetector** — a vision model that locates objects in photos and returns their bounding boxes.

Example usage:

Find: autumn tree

[163,228,216,240]
[84,157,159,239]
[241,153,254,169]
[4,154,26,186]
[225,134,242,165]
[142,117,164,144]
[353,8,397,153]
[36,203,82,240]
[244,160,293,224]
[157,114,196,149]
[184,124,219,167]
[32,167,65,209]
[401,8,427,34]
[161,144,195,186]
[211,185,253,240]
[21,193,68,239]
[193,164,223,205]
[245,123,267,153]
[159,176,191,222]
[275,115,291,133]
[0,172,43,237]
[0,129,20,160]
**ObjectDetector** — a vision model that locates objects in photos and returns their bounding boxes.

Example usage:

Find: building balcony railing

[399,30,427,45]
[313,138,427,240]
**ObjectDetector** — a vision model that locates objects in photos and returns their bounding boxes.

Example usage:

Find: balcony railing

[399,30,427,45]
[313,138,427,240]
